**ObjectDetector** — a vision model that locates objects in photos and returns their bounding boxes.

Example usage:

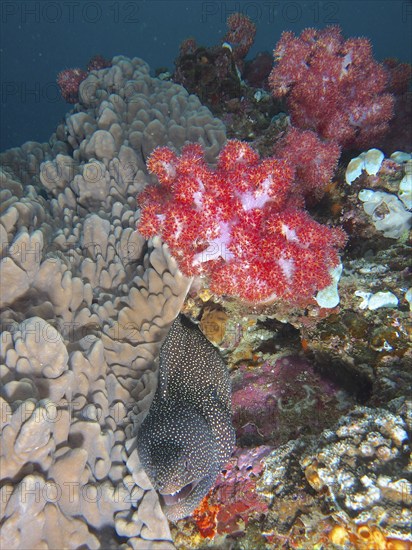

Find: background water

[1,0,411,151]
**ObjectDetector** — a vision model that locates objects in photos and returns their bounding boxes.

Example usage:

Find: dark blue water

[1,0,411,151]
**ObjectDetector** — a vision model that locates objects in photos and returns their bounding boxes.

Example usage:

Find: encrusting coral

[0,55,226,548]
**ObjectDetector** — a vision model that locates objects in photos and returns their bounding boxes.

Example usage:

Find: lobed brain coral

[0,56,226,548]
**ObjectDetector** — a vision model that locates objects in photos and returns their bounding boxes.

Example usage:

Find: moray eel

[137,314,235,521]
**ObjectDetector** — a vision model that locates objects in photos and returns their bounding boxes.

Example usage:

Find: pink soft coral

[138,140,346,304]
[274,127,341,200]
[223,13,256,62]
[269,26,395,149]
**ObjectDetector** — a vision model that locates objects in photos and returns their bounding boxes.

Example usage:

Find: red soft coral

[137,140,346,305]
[223,13,256,62]
[269,26,395,149]
[274,127,341,200]
[57,68,88,103]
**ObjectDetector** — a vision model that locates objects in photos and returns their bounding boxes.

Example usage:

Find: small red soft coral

[57,68,88,104]
[223,13,256,61]
[57,56,111,104]
[86,54,111,72]
[137,140,346,305]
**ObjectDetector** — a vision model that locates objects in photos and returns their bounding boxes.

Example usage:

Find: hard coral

[269,26,395,149]
[300,406,411,541]
[1,55,225,548]
[138,140,346,305]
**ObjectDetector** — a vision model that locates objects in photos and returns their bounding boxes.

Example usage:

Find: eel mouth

[160,480,198,506]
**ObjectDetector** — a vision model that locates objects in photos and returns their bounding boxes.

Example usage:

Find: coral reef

[231,355,351,447]
[300,405,411,542]
[173,13,277,143]
[345,149,412,239]
[170,154,410,547]
[173,44,242,107]
[174,12,256,103]
[173,403,411,549]
[254,401,411,549]
[0,55,226,548]
[2,15,411,550]
[243,51,273,90]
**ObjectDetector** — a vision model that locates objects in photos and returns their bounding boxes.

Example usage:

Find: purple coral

[232,356,347,446]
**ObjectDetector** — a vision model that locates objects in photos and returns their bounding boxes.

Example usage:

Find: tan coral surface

[0,56,226,549]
